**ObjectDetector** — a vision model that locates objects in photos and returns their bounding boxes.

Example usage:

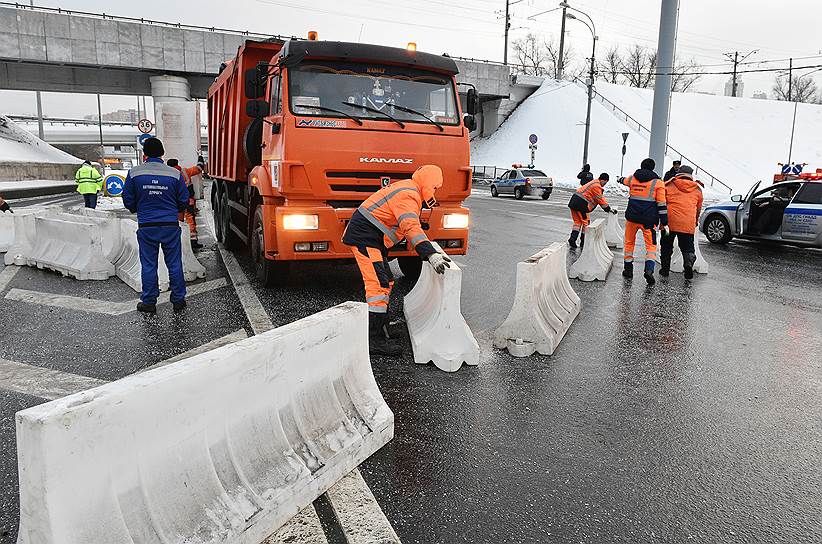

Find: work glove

[428,252,452,274]
[610,208,618,215]
[661,225,670,236]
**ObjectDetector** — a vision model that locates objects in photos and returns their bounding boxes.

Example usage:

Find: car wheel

[490,185,499,197]
[514,187,524,200]
[251,206,290,287]
[541,189,551,200]
[705,214,732,244]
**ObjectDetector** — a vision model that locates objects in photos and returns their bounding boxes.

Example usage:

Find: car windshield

[288,60,459,126]
[521,169,547,177]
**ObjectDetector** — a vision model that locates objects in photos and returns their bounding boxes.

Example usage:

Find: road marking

[4,278,229,315]
[325,470,401,543]
[487,208,571,223]
[0,358,107,401]
[218,248,274,334]
[0,265,21,293]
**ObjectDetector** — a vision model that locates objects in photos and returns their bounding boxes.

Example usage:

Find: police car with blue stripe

[699,178,822,247]
[490,164,554,200]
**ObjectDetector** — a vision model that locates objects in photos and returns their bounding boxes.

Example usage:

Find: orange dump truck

[207,37,477,285]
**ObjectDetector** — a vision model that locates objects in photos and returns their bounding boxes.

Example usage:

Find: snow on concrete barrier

[403,247,479,372]
[0,211,13,252]
[16,301,393,544]
[568,218,613,281]
[493,243,581,357]
[28,216,115,280]
[604,208,624,249]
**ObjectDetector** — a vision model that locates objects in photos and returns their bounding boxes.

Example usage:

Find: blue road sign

[104,174,125,197]
[781,164,792,174]
[792,163,803,175]
[529,133,538,145]
[138,133,154,147]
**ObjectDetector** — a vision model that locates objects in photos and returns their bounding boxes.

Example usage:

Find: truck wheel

[704,214,732,244]
[514,187,524,200]
[252,206,289,287]
[212,184,224,242]
[541,189,552,200]
[397,256,423,285]
[220,190,239,250]
[490,185,499,197]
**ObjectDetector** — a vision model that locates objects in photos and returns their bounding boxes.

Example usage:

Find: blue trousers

[83,193,98,209]
[137,225,186,305]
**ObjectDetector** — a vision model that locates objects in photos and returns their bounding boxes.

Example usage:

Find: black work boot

[579,231,586,249]
[369,313,403,357]
[0,201,11,213]
[643,262,656,285]
[683,252,696,279]
[622,261,633,278]
[137,302,157,314]
[173,300,187,313]
[568,230,579,249]
[191,240,203,251]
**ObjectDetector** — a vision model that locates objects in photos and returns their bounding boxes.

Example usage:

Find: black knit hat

[640,158,655,170]
[599,173,610,181]
[142,137,164,159]
[166,158,179,167]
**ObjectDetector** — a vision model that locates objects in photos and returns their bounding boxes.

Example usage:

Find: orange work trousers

[351,245,394,314]
[624,221,657,264]
[570,209,590,233]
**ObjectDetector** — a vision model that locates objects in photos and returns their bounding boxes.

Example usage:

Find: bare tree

[545,38,574,80]
[671,57,702,92]
[599,46,623,84]
[772,74,819,103]
[621,45,656,88]
[512,34,547,77]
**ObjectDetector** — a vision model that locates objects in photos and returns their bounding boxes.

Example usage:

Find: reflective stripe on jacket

[621,169,668,227]
[574,179,609,211]
[75,164,102,195]
[665,174,703,233]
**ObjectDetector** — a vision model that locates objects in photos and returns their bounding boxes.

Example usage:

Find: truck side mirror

[244,67,266,99]
[463,114,477,132]
[246,99,269,118]
[466,88,479,115]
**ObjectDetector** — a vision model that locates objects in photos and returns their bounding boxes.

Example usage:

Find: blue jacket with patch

[123,158,189,226]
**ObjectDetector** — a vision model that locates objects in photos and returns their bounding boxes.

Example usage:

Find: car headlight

[283,214,319,230]
[443,213,469,229]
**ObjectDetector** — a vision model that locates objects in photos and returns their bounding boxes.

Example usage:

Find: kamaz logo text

[359,157,414,164]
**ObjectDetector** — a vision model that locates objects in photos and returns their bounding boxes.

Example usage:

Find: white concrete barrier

[494,243,581,357]
[3,208,54,266]
[660,236,709,274]
[403,249,479,372]
[0,210,13,252]
[568,218,613,281]
[179,221,207,281]
[604,208,624,249]
[16,301,393,544]
[55,212,123,264]
[112,219,171,292]
[28,217,115,280]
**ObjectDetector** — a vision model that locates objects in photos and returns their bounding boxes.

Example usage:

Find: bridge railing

[470,165,507,183]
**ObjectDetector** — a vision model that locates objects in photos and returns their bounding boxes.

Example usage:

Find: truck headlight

[283,214,319,230]
[443,213,469,229]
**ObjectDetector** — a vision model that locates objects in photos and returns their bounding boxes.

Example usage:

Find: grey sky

[3,0,821,117]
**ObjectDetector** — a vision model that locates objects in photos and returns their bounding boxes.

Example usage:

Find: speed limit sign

[137,118,154,134]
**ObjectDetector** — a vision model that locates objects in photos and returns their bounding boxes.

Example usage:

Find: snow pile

[595,82,822,193]
[471,80,678,193]
[0,115,81,164]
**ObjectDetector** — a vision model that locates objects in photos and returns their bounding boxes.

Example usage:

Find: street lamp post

[563,8,597,167]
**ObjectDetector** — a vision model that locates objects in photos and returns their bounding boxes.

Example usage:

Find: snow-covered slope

[471,79,677,192]
[0,115,81,164]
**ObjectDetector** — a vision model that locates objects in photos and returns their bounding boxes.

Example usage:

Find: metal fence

[470,165,507,183]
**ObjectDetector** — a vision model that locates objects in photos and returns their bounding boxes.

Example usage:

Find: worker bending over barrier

[343,165,452,356]
[567,173,617,248]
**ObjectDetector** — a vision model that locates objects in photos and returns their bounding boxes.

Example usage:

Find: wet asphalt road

[1,187,821,543]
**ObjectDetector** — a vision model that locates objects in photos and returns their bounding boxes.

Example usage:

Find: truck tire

[397,256,423,285]
[243,119,263,167]
[252,206,289,287]
[212,183,224,243]
[220,189,240,250]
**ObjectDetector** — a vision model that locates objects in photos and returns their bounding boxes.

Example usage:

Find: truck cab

[208,38,477,285]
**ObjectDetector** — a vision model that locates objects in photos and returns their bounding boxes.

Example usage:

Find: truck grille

[326,171,413,180]
[328,200,365,208]
[329,184,381,193]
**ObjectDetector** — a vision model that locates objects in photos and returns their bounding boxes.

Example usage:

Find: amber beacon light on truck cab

[207,34,478,286]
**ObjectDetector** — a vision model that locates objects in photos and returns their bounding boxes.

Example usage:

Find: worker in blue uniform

[122,137,189,314]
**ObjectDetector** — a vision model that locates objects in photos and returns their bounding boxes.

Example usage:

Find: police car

[699,179,822,247]
[490,165,554,200]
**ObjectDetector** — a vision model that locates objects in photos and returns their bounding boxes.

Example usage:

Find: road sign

[792,163,803,175]
[138,133,154,147]
[529,134,538,145]
[137,119,154,134]
[104,174,125,197]
[781,164,791,174]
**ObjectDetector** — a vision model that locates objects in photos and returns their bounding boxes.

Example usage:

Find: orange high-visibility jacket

[343,173,438,258]
[621,169,668,227]
[665,173,703,233]
[574,179,611,211]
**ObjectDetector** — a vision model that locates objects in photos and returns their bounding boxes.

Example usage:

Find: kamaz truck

[207,35,477,285]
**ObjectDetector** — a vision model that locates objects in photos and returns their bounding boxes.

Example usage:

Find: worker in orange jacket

[660,165,703,279]
[343,165,452,356]
[619,158,668,285]
[0,195,11,213]
[567,172,617,248]
[167,157,205,250]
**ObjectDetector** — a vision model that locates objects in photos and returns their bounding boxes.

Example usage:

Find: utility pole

[723,49,757,97]
[649,0,679,172]
[29,0,44,140]
[557,2,568,79]
[96,94,104,163]
[503,0,510,65]
[788,57,793,101]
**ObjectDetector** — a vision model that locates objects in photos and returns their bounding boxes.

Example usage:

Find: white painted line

[145,329,248,370]
[4,278,229,315]
[0,264,21,293]
[0,358,106,401]
[218,247,275,334]
[326,469,401,543]
[263,506,328,544]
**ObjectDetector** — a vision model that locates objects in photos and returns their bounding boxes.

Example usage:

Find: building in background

[84,109,138,123]
[724,77,745,97]
[752,91,768,100]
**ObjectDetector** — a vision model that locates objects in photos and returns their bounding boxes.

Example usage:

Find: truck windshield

[288,60,459,126]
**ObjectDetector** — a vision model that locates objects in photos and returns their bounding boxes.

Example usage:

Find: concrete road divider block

[3,208,54,266]
[16,301,393,544]
[178,221,207,281]
[604,208,624,249]
[0,211,13,252]
[403,248,479,372]
[661,237,709,274]
[494,243,581,356]
[29,216,115,280]
[568,218,613,282]
[693,238,709,274]
[55,212,124,264]
[113,219,170,292]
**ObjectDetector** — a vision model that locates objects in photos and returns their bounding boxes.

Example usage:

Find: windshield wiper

[389,104,444,132]
[296,105,363,126]
[340,102,405,128]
